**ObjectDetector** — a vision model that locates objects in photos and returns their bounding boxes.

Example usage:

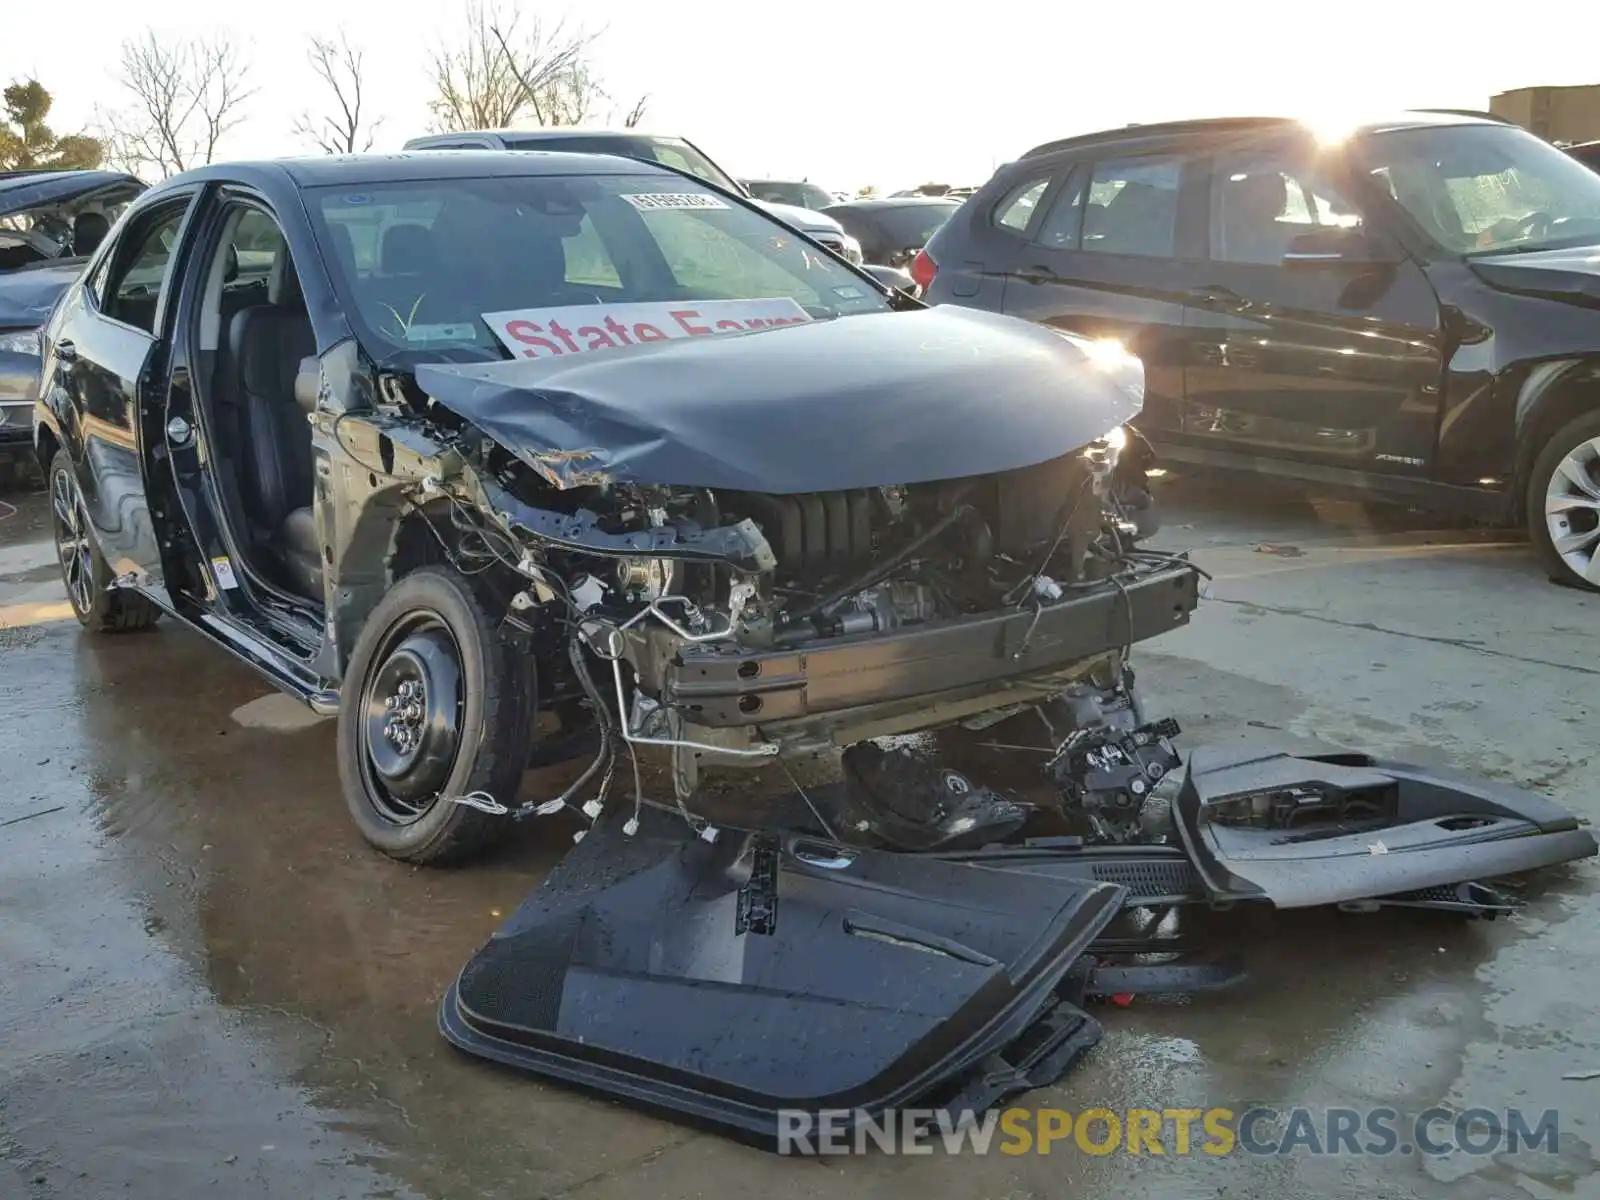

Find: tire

[336,565,535,864]
[1526,409,1600,592]
[48,450,161,632]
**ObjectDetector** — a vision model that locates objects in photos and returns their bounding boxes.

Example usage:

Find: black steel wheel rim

[50,467,93,616]
[358,610,466,824]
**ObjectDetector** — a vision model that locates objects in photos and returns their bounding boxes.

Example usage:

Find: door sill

[1145,439,1509,521]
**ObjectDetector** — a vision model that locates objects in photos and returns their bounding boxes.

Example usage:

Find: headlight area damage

[317,313,1594,1152]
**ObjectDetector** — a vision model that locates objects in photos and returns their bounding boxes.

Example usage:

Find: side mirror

[1283,225,1401,266]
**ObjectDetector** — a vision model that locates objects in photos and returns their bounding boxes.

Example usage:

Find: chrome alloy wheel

[1545,434,1600,586]
[50,466,94,616]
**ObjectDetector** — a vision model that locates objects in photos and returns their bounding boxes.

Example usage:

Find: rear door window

[1081,156,1182,256]
[103,199,192,334]
[1033,170,1087,248]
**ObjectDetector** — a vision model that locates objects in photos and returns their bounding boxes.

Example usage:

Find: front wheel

[1527,410,1600,592]
[48,450,160,631]
[336,565,535,864]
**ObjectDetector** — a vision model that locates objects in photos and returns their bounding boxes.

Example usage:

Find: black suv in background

[920,112,1600,590]
[1569,140,1600,173]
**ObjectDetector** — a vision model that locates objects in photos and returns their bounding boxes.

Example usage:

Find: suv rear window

[993,178,1049,232]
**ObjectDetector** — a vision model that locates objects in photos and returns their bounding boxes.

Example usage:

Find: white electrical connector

[582,799,603,819]
[573,830,587,843]
[623,817,639,836]
[531,798,565,817]
[699,825,719,843]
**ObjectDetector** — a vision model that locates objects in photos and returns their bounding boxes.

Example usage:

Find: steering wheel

[1510,210,1554,243]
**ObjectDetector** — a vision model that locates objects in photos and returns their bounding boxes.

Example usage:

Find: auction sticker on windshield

[484,298,812,359]
[620,192,730,211]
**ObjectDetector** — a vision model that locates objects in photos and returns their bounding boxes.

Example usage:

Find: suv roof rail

[1020,116,1293,160]
[1409,108,1512,124]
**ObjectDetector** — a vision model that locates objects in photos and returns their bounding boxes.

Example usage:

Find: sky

[5,0,1600,194]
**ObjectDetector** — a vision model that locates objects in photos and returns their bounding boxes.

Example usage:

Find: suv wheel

[1528,410,1600,592]
[48,450,161,631]
[336,565,535,864]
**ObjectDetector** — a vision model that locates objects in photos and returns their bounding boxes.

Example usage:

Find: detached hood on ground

[414,306,1144,492]
[0,261,82,327]
[0,170,143,221]
[1469,243,1600,306]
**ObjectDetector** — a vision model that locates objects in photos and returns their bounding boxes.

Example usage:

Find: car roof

[826,196,963,210]
[406,129,683,146]
[170,150,676,189]
[1019,109,1513,160]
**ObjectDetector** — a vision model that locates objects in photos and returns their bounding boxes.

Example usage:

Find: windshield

[1356,124,1600,255]
[501,134,740,193]
[749,181,835,211]
[307,172,890,364]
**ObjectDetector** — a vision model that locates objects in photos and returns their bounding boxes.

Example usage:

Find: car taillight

[910,248,938,292]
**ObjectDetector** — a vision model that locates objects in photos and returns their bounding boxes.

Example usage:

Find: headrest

[73,211,110,257]
[294,356,320,414]
[380,223,436,275]
[1227,173,1288,220]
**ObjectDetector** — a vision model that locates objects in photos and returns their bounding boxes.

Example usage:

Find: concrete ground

[1,470,1596,1200]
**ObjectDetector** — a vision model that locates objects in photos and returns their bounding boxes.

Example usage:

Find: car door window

[1210,150,1363,265]
[993,178,1049,233]
[1081,157,1182,256]
[104,202,190,334]
[83,247,113,307]
[1033,171,1086,249]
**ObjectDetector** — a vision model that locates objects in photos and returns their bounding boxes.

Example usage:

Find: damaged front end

[441,410,1192,815]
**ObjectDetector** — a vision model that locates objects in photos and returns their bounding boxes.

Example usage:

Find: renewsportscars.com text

[776,1105,1561,1157]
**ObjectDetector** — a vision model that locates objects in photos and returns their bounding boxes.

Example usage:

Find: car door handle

[1190,284,1248,310]
[1017,264,1060,285]
[54,339,77,362]
[1186,285,1245,307]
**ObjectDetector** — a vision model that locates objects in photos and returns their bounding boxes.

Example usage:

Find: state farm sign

[483,298,812,359]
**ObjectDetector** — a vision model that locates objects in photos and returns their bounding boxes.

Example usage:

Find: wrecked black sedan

[33,150,1187,862]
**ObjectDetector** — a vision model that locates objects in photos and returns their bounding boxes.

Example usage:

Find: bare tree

[427,0,593,132]
[99,31,253,177]
[291,32,380,154]
[617,94,650,130]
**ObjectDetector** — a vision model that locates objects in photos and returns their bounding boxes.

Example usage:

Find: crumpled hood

[414,306,1143,492]
[1469,243,1600,306]
[0,169,143,220]
[0,261,80,328]
[752,198,844,236]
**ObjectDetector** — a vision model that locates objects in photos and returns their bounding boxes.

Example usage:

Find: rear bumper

[665,564,1199,728]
